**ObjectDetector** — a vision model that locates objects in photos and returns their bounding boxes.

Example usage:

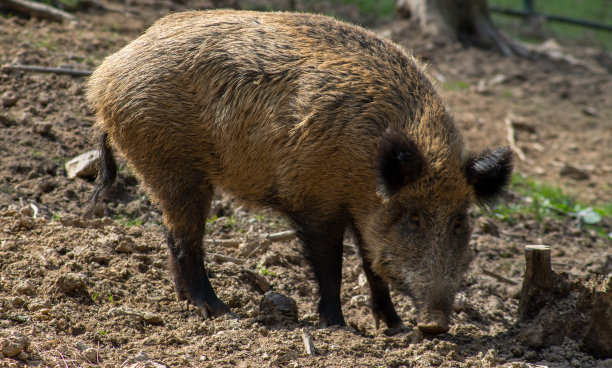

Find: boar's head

[363,126,513,334]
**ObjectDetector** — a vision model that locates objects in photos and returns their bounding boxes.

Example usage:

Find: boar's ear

[465,147,514,206]
[376,126,424,198]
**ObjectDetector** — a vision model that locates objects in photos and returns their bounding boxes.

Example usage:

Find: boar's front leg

[292,213,347,327]
[162,182,234,319]
[361,257,404,329]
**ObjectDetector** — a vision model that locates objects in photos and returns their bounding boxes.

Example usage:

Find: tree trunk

[396,0,529,57]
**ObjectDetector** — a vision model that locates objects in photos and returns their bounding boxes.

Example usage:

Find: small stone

[560,164,590,181]
[582,106,599,117]
[357,272,368,288]
[0,332,29,358]
[11,296,26,308]
[1,91,18,107]
[115,238,134,254]
[273,351,297,365]
[259,291,298,321]
[55,273,88,296]
[65,150,100,179]
[350,295,369,307]
[33,121,53,135]
[453,292,466,312]
[38,92,51,106]
[19,206,34,217]
[121,351,169,368]
[28,299,52,312]
[75,341,89,351]
[259,251,282,267]
[241,269,270,293]
[15,280,37,296]
[83,348,99,363]
[143,313,164,325]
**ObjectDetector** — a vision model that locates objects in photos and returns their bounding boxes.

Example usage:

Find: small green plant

[91,291,99,302]
[107,292,115,304]
[98,329,108,336]
[223,216,238,229]
[485,173,611,237]
[257,264,277,277]
[115,215,143,227]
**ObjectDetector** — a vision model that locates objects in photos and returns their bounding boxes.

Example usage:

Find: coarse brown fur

[86,10,513,333]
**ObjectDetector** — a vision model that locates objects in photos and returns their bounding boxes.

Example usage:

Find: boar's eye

[453,214,470,237]
[410,213,420,226]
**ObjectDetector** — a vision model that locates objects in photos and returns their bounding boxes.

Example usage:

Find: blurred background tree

[396,0,528,56]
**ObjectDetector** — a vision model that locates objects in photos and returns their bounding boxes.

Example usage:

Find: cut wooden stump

[518,245,553,321]
[516,244,612,357]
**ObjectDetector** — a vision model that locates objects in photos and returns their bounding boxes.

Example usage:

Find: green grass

[342,0,396,18]
[442,80,471,91]
[486,174,612,238]
[115,215,143,227]
[488,0,612,51]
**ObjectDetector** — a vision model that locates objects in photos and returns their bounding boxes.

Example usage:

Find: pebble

[1,91,18,107]
[242,269,270,293]
[560,163,590,181]
[259,291,298,321]
[28,299,51,312]
[115,238,135,254]
[32,121,53,135]
[0,331,29,358]
[65,150,100,179]
[357,272,368,288]
[55,273,88,295]
[350,294,369,307]
[121,351,169,368]
[143,312,164,326]
[259,251,282,267]
[14,280,37,296]
[83,348,99,363]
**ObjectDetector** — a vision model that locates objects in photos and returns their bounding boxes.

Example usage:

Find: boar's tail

[84,133,117,218]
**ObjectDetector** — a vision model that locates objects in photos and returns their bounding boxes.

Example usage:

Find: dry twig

[2,64,91,76]
[206,230,296,249]
[0,0,76,21]
[302,329,316,356]
[504,115,528,162]
[481,268,519,285]
[208,252,245,265]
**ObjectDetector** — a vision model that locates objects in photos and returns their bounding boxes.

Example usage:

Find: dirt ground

[1,1,611,367]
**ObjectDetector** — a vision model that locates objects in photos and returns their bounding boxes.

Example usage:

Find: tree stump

[518,245,553,321]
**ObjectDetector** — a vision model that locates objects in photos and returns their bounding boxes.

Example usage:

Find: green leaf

[577,207,601,225]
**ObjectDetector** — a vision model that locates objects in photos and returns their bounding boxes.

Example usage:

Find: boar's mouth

[397,277,457,335]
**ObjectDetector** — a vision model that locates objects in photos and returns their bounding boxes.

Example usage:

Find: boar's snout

[417,310,449,334]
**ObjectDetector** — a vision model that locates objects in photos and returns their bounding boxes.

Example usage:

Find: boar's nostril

[417,311,449,334]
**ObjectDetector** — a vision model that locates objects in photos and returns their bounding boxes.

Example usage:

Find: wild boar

[85,10,513,334]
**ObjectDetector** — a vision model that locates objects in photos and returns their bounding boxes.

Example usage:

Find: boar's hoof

[197,298,238,320]
[417,312,449,335]
[382,324,411,336]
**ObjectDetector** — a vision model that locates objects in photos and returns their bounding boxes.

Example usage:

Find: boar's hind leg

[162,182,234,319]
[292,215,346,327]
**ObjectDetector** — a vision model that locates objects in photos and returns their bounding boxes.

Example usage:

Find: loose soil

[1,1,611,367]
